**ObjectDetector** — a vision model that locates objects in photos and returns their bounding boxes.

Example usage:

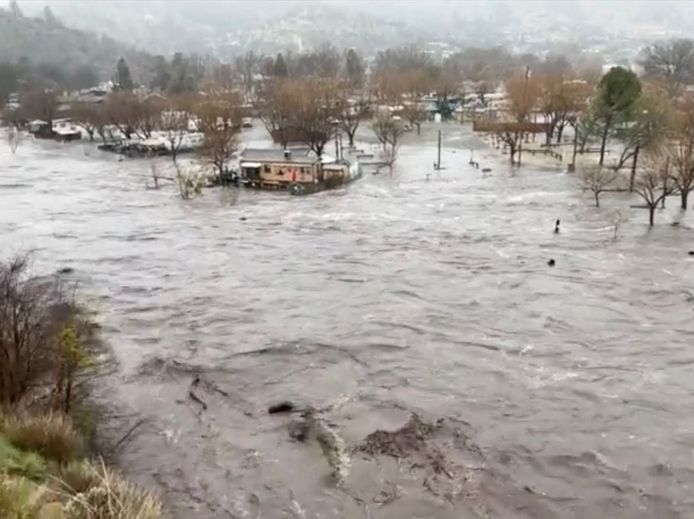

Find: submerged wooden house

[239,148,360,194]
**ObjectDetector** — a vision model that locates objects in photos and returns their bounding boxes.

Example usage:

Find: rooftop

[241,147,318,165]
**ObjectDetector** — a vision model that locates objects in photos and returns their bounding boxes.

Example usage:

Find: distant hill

[16,0,426,58]
[0,5,156,87]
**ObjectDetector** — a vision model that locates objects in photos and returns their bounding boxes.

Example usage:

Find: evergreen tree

[345,48,364,88]
[592,66,641,165]
[9,0,23,18]
[115,57,134,90]
[43,6,60,26]
[273,53,288,78]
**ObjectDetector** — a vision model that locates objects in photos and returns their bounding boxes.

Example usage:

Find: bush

[0,412,84,464]
[0,434,47,480]
[0,255,96,413]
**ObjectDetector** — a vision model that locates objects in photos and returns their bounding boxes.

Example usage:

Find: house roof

[240,148,318,165]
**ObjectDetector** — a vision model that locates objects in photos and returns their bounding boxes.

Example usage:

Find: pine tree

[115,58,134,90]
[273,53,288,78]
[345,48,364,89]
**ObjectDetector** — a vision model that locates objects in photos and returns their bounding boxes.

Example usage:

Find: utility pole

[436,129,442,170]
[334,128,339,161]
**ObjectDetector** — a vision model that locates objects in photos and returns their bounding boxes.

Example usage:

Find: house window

[264,165,271,173]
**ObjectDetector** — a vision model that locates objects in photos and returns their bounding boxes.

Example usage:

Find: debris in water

[308,412,350,487]
[554,219,561,233]
[269,401,296,414]
[357,413,440,458]
[289,408,350,486]
[188,376,208,411]
[547,259,556,267]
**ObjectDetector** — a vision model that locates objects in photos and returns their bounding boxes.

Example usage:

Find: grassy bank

[0,412,163,519]
[0,255,163,518]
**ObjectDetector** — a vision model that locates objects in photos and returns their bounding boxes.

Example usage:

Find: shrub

[63,460,164,519]
[0,434,47,480]
[0,412,84,464]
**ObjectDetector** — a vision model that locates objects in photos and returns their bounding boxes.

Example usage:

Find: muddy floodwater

[1,123,694,518]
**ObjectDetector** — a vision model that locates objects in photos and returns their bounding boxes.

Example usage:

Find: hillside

[0,6,156,87]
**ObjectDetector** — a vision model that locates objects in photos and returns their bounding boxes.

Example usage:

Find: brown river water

[1,123,694,518]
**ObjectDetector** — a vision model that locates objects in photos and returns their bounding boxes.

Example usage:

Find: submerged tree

[496,69,540,165]
[613,92,672,191]
[635,150,674,226]
[668,95,694,210]
[581,165,618,207]
[161,95,194,164]
[372,113,406,175]
[335,86,370,148]
[195,92,241,183]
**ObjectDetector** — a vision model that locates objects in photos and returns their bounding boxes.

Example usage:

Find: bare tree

[257,79,297,149]
[289,78,340,158]
[335,87,370,147]
[640,39,694,98]
[70,103,103,142]
[372,113,406,175]
[635,150,675,226]
[610,210,628,240]
[581,165,618,207]
[104,91,139,139]
[235,51,260,96]
[195,92,241,183]
[21,89,58,131]
[613,93,672,193]
[161,95,193,164]
[137,95,164,139]
[668,95,694,210]
[400,101,427,135]
[500,69,540,165]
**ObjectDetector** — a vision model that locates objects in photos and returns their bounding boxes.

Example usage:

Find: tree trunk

[629,145,639,192]
[509,142,516,164]
[595,192,600,207]
[416,123,421,136]
[682,190,688,211]
[347,131,355,148]
[556,123,565,143]
[517,138,522,167]
[599,122,610,166]
[171,147,178,165]
[571,126,579,170]
[649,205,655,226]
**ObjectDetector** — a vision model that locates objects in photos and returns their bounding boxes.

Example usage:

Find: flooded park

[1,122,694,518]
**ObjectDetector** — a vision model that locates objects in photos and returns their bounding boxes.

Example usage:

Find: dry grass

[0,473,42,519]
[62,460,163,519]
[0,412,84,464]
